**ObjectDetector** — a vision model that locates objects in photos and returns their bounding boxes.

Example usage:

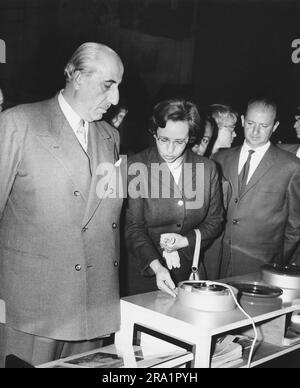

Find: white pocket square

[114,158,122,167]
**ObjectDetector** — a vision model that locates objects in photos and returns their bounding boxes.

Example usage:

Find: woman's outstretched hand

[150,259,177,298]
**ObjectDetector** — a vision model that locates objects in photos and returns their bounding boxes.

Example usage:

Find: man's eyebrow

[105,79,117,84]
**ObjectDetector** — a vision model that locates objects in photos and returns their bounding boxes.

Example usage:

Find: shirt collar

[58,90,82,131]
[242,140,271,156]
[166,155,185,171]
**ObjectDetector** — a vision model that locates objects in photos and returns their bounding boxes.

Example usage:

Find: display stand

[115,273,300,368]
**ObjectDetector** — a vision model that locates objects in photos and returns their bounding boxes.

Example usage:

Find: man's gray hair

[64,42,117,82]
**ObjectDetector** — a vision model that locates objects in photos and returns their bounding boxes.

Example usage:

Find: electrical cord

[209,281,258,368]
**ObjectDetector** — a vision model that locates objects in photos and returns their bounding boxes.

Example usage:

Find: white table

[115,273,300,368]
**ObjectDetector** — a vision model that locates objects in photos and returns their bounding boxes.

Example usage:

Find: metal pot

[261,264,300,303]
[178,281,238,312]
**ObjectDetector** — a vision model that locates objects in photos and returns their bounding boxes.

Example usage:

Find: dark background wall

[0,0,300,150]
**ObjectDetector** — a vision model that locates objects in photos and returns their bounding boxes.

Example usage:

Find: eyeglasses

[201,136,211,145]
[155,135,189,148]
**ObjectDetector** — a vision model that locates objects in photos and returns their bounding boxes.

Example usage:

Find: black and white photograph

[0,0,300,373]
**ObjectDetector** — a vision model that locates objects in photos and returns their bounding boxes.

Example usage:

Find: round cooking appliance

[227,281,283,298]
[178,281,238,311]
[261,264,300,303]
[227,281,283,310]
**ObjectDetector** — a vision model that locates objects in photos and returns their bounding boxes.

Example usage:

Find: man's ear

[273,121,280,133]
[73,70,82,90]
[241,115,245,127]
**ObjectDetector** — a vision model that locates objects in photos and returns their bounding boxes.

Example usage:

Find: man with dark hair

[213,98,300,277]
[0,42,124,367]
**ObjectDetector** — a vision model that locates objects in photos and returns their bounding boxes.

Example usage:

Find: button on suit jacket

[0,97,123,341]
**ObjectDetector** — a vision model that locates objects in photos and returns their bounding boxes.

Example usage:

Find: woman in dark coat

[124,98,224,296]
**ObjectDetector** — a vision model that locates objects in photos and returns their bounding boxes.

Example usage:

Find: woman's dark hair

[203,118,219,157]
[148,98,201,144]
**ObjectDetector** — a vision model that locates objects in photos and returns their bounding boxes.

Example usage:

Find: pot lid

[227,281,283,298]
[261,264,300,277]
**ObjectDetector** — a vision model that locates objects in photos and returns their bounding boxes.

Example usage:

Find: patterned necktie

[76,119,88,152]
[239,149,255,195]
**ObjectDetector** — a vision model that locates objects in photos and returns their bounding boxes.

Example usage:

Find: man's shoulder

[272,144,300,166]
[276,143,299,156]
[1,97,56,120]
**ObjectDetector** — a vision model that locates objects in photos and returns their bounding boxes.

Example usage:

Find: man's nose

[108,87,120,106]
[167,141,176,154]
[252,124,260,135]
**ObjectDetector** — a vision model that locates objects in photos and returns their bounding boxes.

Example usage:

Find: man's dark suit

[277,143,300,265]
[213,144,300,277]
[277,143,299,155]
[0,97,123,343]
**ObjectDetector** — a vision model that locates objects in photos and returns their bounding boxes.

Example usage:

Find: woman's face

[216,117,237,148]
[155,120,189,163]
[112,108,127,128]
[192,122,213,156]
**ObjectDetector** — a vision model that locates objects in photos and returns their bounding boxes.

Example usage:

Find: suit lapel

[240,145,276,198]
[82,121,117,226]
[36,98,91,201]
[226,147,241,197]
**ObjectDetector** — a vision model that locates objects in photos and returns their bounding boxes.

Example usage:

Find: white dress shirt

[296,147,300,158]
[58,91,89,152]
[167,155,184,185]
[238,141,271,184]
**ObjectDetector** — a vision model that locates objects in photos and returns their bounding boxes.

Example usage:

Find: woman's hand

[160,233,189,253]
[150,259,177,298]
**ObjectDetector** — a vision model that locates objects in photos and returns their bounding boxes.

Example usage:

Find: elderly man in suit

[213,98,300,277]
[0,42,124,367]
